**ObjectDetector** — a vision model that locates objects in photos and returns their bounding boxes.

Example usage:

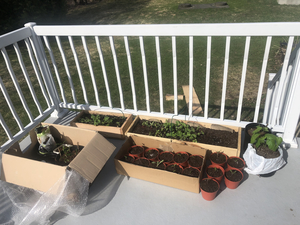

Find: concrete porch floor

[1,111,300,225]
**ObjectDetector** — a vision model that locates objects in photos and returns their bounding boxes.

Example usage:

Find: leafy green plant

[252,133,283,152]
[250,125,270,143]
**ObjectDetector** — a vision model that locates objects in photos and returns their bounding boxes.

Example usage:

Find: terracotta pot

[123,154,135,163]
[144,148,159,161]
[224,168,244,189]
[128,145,144,158]
[133,157,150,167]
[150,160,167,170]
[200,178,220,201]
[182,167,201,177]
[209,152,228,167]
[188,154,204,169]
[159,151,174,165]
[173,151,189,168]
[206,164,225,184]
[166,163,184,174]
[227,156,246,171]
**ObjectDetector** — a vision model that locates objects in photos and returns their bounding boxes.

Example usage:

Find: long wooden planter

[70,110,133,139]
[126,115,242,157]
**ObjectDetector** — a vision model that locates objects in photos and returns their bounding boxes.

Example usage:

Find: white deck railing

[1,22,300,151]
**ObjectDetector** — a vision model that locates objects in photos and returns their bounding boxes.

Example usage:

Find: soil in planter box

[174,153,189,163]
[129,146,144,155]
[182,167,200,177]
[227,158,244,168]
[134,158,150,167]
[210,153,227,164]
[150,161,166,170]
[200,179,219,192]
[132,119,238,148]
[166,164,183,174]
[255,145,280,158]
[188,155,203,168]
[144,149,159,160]
[78,113,127,127]
[122,155,135,163]
[207,167,223,178]
[225,170,243,182]
[159,152,174,163]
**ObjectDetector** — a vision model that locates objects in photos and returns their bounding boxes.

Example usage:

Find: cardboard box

[126,115,242,157]
[114,135,207,193]
[0,123,116,193]
[70,110,133,139]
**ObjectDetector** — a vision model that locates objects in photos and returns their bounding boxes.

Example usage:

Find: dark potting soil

[132,120,238,148]
[174,152,189,163]
[255,145,280,158]
[188,155,203,168]
[210,153,227,164]
[200,179,219,192]
[58,145,84,166]
[225,170,243,182]
[166,164,182,174]
[159,152,174,163]
[78,113,127,127]
[144,149,159,159]
[227,157,244,169]
[207,167,223,178]
[182,167,200,177]
[123,155,135,163]
[134,158,150,167]
[150,161,166,170]
[129,146,144,155]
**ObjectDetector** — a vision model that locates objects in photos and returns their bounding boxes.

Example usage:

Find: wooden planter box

[126,115,242,157]
[70,110,133,139]
[114,135,207,193]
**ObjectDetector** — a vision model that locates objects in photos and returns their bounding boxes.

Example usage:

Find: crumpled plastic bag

[35,125,57,155]
[243,143,286,175]
[1,169,89,225]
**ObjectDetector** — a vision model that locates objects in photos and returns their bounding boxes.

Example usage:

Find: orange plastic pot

[134,157,150,167]
[209,152,228,167]
[206,164,225,184]
[173,151,189,168]
[227,156,246,171]
[188,154,204,169]
[159,151,174,165]
[224,168,244,189]
[200,178,220,201]
[166,163,184,174]
[128,145,144,158]
[144,148,159,161]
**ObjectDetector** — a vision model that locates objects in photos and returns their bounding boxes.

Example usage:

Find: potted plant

[206,164,225,184]
[166,163,183,174]
[134,157,150,167]
[188,154,204,169]
[173,151,189,167]
[243,129,286,175]
[122,154,135,163]
[70,110,133,139]
[227,156,246,171]
[182,167,201,177]
[200,178,220,201]
[209,151,228,167]
[128,145,144,158]
[224,168,244,189]
[144,148,159,161]
[158,151,174,165]
[149,160,167,170]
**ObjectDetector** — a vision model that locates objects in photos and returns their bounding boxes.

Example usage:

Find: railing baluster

[55,36,78,105]
[188,36,194,116]
[139,36,150,113]
[109,36,125,110]
[81,36,100,106]
[236,36,251,122]
[68,36,89,105]
[24,38,51,108]
[172,36,178,115]
[155,36,164,114]
[95,36,112,108]
[0,76,24,130]
[204,36,211,119]
[254,36,272,122]
[263,73,276,124]
[220,36,231,120]
[0,112,13,140]
[13,42,43,115]
[274,36,294,126]
[1,47,34,122]
[43,36,67,104]
[124,36,137,112]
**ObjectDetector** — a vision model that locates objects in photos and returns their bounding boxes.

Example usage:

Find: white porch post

[24,22,68,118]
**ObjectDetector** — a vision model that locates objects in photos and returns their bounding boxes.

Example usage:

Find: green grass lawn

[1,0,300,146]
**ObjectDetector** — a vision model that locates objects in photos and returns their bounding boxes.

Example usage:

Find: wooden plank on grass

[165,94,184,101]
[182,85,202,114]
